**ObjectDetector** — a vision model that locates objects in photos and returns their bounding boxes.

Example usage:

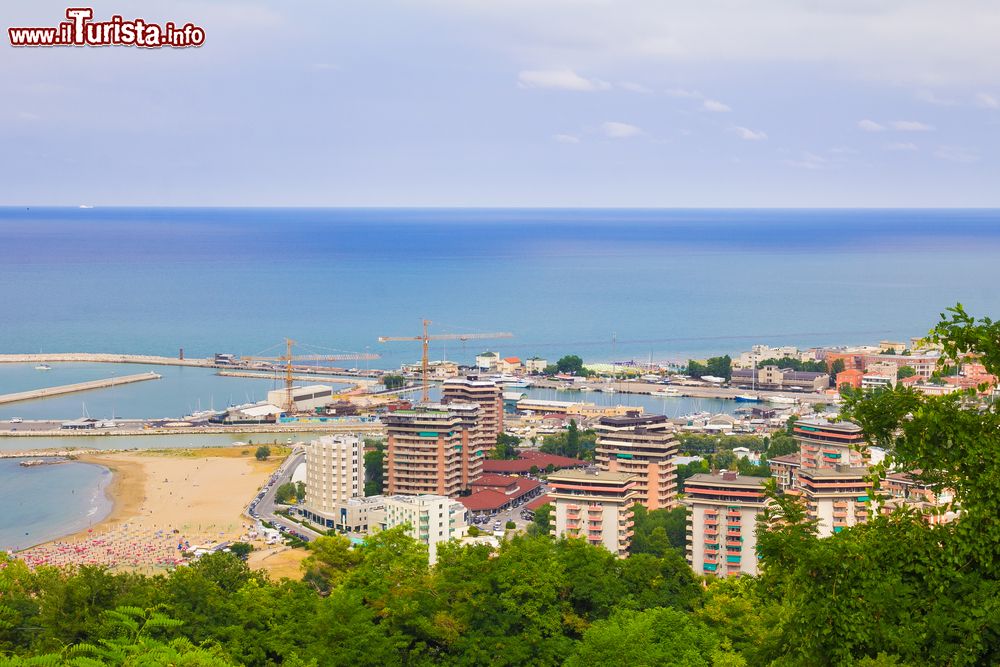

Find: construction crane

[243,339,381,413]
[378,320,514,401]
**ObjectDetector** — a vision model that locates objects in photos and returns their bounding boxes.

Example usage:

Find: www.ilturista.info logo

[8,8,205,48]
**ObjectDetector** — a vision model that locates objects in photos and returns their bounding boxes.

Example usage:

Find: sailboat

[735,359,761,402]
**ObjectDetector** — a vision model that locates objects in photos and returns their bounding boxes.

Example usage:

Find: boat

[766,395,798,405]
[734,393,760,402]
[652,388,681,397]
[34,364,52,371]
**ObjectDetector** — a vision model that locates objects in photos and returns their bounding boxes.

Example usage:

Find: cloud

[731,126,766,141]
[858,119,885,132]
[915,90,956,106]
[553,133,581,143]
[517,69,610,91]
[602,121,642,138]
[665,88,703,99]
[976,92,1000,109]
[702,99,732,112]
[785,152,827,170]
[618,81,652,93]
[934,145,979,163]
[886,142,918,151]
[890,120,933,131]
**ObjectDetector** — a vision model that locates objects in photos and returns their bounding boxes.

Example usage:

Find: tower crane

[243,339,381,413]
[378,320,513,401]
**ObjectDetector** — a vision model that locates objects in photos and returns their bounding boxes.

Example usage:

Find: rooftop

[685,472,768,488]
[548,469,636,484]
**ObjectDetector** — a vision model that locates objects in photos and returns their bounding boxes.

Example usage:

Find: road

[248,448,323,542]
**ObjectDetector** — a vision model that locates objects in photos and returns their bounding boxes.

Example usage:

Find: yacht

[767,395,798,405]
[734,393,760,402]
[34,364,52,371]
[652,388,681,397]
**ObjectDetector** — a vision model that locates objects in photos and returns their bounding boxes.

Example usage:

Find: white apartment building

[303,434,364,526]
[381,494,468,564]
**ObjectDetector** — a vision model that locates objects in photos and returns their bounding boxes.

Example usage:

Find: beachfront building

[442,376,503,443]
[381,494,468,564]
[301,434,366,529]
[548,468,638,557]
[383,403,484,497]
[793,419,866,470]
[794,466,872,537]
[594,413,679,510]
[683,471,769,577]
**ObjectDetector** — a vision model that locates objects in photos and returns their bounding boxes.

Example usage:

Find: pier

[0,372,162,406]
[0,353,213,367]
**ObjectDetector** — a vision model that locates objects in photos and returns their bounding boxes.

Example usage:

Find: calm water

[0,362,348,420]
[3,208,999,370]
[0,459,112,551]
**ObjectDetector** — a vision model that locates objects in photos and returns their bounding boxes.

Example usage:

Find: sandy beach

[15,447,282,571]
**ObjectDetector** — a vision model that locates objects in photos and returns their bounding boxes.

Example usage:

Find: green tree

[555,355,588,376]
[274,482,298,505]
[363,442,385,496]
[254,446,271,461]
[491,432,520,460]
[564,607,736,667]
[763,432,798,460]
[705,355,733,381]
[686,359,707,378]
[528,503,553,537]
[897,365,916,379]
[228,543,253,560]
[382,374,406,390]
[630,505,687,556]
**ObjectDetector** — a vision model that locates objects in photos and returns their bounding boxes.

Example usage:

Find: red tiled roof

[503,357,521,364]
[524,494,552,511]
[471,474,519,489]
[482,452,587,474]
[460,490,509,512]
[460,478,542,512]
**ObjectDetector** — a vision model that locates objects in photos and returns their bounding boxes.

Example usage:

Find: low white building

[525,357,548,374]
[476,351,499,371]
[381,494,468,564]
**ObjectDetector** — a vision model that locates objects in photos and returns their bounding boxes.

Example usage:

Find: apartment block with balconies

[793,419,866,471]
[549,468,638,557]
[594,413,678,510]
[442,376,503,445]
[683,471,769,577]
[795,465,872,537]
[384,403,484,497]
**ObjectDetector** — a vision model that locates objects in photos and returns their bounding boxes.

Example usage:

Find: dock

[0,372,162,406]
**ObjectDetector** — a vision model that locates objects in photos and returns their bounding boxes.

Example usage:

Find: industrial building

[730,365,829,391]
[266,384,334,413]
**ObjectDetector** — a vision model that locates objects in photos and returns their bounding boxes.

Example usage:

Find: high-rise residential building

[794,466,872,537]
[594,413,678,510]
[683,471,769,577]
[383,403,484,497]
[381,494,468,564]
[304,434,363,510]
[548,468,638,557]
[442,376,503,443]
[793,419,866,471]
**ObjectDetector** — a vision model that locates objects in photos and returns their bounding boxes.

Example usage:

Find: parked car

[9,417,23,423]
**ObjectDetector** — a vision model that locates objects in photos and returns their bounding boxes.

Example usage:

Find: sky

[3,1,1000,207]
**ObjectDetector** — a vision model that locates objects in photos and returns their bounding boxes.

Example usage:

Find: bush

[255,445,271,461]
[505,520,516,530]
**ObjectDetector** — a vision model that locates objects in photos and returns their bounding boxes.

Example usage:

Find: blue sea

[2,207,1000,545]
[3,208,1000,368]
[0,459,112,552]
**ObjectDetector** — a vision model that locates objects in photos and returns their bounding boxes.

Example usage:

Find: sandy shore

[15,447,282,570]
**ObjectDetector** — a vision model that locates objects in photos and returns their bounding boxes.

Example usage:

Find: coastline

[14,447,282,568]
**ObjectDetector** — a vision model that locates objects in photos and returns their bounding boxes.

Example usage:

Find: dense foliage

[363,440,386,496]
[490,433,521,460]
[539,420,596,460]
[687,355,732,381]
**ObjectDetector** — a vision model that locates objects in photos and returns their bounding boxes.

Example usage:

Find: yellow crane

[243,339,381,413]
[378,320,513,401]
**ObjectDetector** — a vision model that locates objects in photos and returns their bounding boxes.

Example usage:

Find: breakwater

[0,372,162,405]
